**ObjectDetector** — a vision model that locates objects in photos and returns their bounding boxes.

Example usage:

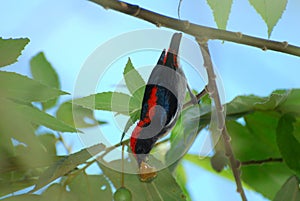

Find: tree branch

[198,41,247,201]
[100,139,129,159]
[183,87,207,109]
[241,158,283,166]
[90,0,300,57]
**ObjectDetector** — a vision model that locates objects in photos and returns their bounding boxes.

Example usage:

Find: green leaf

[293,120,300,144]
[185,154,288,197]
[199,90,290,123]
[225,89,289,119]
[74,88,300,200]
[0,38,29,67]
[241,162,292,200]
[33,143,105,191]
[276,114,300,176]
[56,101,103,128]
[273,176,300,201]
[166,105,204,171]
[42,183,78,201]
[278,89,300,116]
[0,141,58,196]
[0,98,41,148]
[199,93,211,105]
[73,92,133,115]
[252,89,290,110]
[0,71,68,103]
[243,111,281,160]
[0,153,60,176]
[13,140,56,169]
[121,87,145,139]
[37,133,57,156]
[227,116,294,199]
[123,58,145,96]
[69,173,112,201]
[249,0,287,37]
[0,129,15,164]
[2,194,41,201]
[0,176,38,198]
[0,97,77,176]
[18,102,79,133]
[30,52,60,110]
[184,154,235,183]
[120,109,140,142]
[120,70,145,141]
[129,86,145,114]
[207,0,233,30]
[0,100,61,196]
[184,154,257,195]
[98,158,186,201]
[175,163,192,201]
[30,52,60,88]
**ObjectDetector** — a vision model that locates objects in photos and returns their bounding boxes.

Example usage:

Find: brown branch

[198,41,247,201]
[90,0,300,57]
[241,158,283,166]
[183,87,207,109]
[100,139,129,159]
[72,140,130,174]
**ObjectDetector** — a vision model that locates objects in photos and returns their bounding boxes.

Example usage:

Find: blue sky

[1,0,300,200]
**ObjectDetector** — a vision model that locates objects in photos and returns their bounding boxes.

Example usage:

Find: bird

[129,33,193,181]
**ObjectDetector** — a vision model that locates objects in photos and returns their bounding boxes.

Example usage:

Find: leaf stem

[90,0,300,57]
[197,40,247,201]
[121,143,125,187]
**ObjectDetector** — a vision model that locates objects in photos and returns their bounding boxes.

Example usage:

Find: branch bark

[198,41,247,201]
[241,158,283,166]
[90,0,300,57]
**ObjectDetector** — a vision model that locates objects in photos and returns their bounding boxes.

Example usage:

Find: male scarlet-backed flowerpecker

[130,33,191,175]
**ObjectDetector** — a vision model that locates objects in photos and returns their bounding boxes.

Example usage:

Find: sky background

[1,0,300,200]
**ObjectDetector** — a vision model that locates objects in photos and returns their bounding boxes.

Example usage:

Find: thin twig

[89,0,300,57]
[100,139,130,159]
[177,0,183,19]
[154,137,170,147]
[101,136,169,161]
[241,158,283,166]
[197,40,247,201]
[73,140,130,175]
[183,88,207,109]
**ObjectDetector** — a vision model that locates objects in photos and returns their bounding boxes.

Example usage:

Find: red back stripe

[163,50,168,65]
[130,86,158,155]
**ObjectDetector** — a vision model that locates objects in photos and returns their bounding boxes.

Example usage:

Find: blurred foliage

[0,2,299,200]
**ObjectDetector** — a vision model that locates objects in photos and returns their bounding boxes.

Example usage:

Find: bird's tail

[169,32,182,55]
